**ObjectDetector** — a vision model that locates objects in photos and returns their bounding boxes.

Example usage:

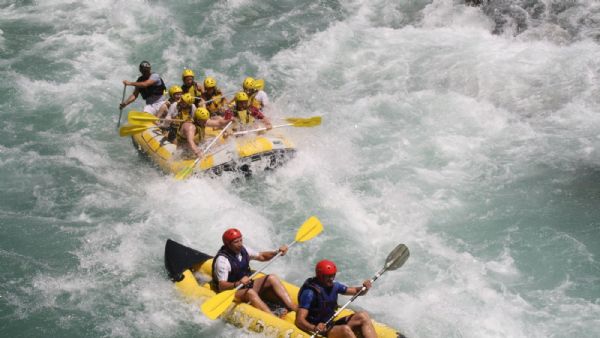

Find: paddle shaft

[328,266,388,324]
[233,238,301,292]
[233,123,292,136]
[117,84,126,128]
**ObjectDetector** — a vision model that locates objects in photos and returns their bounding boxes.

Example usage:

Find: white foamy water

[1,0,599,337]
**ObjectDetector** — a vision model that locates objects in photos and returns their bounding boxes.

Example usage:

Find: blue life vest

[136,73,166,100]
[298,277,339,324]
[211,246,251,290]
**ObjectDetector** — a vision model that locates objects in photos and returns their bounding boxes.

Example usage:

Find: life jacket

[249,93,262,109]
[235,109,255,125]
[136,73,166,100]
[211,246,251,291]
[175,104,194,122]
[176,121,204,148]
[298,277,339,325]
[202,88,224,114]
[182,82,201,104]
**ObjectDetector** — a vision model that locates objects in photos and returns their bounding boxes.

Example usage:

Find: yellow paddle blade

[285,116,322,127]
[174,166,194,180]
[253,79,265,90]
[295,216,323,242]
[118,124,152,137]
[128,111,160,124]
[201,289,236,320]
[174,157,201,180]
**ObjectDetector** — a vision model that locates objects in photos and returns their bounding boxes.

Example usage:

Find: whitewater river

[1,0,599,337]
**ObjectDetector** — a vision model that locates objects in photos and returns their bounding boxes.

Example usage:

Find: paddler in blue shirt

[212,228,298,317]
[295,260,376,338]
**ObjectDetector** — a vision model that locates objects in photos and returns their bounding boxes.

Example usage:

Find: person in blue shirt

[295,260,376,338]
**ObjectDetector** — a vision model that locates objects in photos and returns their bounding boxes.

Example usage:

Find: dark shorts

[331,314,353,327]
[318,314,354,336]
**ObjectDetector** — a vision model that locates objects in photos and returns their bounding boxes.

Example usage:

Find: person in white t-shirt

[242,76,270,110]
[212,228,298,317]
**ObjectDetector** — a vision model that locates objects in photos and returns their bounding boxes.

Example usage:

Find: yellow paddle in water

[233,116,322,136]
[201,216,324,320]
[173,121,233,180]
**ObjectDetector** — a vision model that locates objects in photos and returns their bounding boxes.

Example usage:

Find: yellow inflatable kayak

[164,239,404,338]
[131,125,295,177]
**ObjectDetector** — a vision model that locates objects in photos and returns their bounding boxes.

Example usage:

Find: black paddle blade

[164,239,212,282]
[384,244,410,271]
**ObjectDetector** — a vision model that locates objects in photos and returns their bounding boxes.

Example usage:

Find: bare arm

[249,107,272,129]
[217,279,245,291]
[261,116,272,130]
[182,123,203,158]
[205,116,232,129]
[343,279,372,296]
[253,245,288,262]
[295,308,323,333]
[119,88,140,109]
[123,77,157,88]
[156,102,170,119]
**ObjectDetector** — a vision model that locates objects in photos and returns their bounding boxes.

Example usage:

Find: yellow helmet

[181,93,195,105]
[235,91,249,102]
[242,77,255,90]
[168,85,183,98]
[194,107,210,121]
[182,69,195,80]
[204,77,217,88]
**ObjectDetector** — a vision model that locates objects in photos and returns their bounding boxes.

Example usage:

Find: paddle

[201,216,324,320]
[119,124,156,137]
[117,84,126,128]
[310,243,410,338]
[233,116,322,136]
[174,121,233,180]
[284,116,321,126]
[128,111,186,124]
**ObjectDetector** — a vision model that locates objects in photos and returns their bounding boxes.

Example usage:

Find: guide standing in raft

[120,61,167,116]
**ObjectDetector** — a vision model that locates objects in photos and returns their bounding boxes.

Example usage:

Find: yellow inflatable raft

[164,239,404,338]
[131,125,295,177]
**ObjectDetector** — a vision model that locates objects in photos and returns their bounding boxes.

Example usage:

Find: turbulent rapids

[1,1,599,338]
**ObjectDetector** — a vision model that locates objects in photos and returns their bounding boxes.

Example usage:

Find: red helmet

[222,228,242,244]
[315,259,337,277]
